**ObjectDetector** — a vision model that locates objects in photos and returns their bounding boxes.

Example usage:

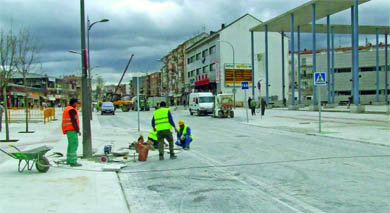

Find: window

[202,49,209,57]
[188,72,190,78]
[187,58,191,64]
[209,45,216,55]
[190,56,195,63]
[336,91,351,96]
[199,97,215,103]
[335,68,351,73]
[191,70,195,77]
[196,53,201,61]
[301,58,306,66]
[360,90,377,95]
[203,66,208,73]
[196,68,201,75]
[360,66,377,72]
[210,63,216,72]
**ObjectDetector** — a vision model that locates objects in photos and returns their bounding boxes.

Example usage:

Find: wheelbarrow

[0,145,52,173]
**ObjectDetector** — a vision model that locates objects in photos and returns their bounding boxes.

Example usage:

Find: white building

[292,45,389,105]
[185,14,288,105]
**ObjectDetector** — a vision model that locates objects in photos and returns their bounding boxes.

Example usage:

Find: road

[98,108,390,213]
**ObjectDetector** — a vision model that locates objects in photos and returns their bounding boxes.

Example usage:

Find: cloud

[0,0,388,86]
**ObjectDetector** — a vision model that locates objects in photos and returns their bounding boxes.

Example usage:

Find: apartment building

[185,14,288,104]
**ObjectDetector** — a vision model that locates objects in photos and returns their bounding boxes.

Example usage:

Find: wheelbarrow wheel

[36,156,50,173]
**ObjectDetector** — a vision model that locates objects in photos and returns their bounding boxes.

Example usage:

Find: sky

[0,0,388,85]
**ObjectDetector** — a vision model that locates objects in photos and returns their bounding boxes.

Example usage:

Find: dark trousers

[261,107,265,116]
[157,130,174,156]
[251,107,255,116]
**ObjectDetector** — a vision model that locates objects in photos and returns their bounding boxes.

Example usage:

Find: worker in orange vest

[62,98,82,167]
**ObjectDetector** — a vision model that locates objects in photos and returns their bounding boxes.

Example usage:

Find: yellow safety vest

[148,130,158,141]
[153,107,172,131]
[180,125,193,140]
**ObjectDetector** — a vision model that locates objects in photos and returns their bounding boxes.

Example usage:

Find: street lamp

[87,17,109,120]
[217,40,236,108]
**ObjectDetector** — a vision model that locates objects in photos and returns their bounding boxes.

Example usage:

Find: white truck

[189,92,215,116]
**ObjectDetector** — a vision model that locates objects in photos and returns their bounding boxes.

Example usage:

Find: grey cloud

[1,0,388,84]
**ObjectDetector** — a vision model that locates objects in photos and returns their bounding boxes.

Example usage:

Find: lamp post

[87,17,109,120]
[79,0,92,158]
[218,40,235,108]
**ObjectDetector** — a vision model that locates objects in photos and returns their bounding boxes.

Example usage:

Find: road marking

[188,150,326,213]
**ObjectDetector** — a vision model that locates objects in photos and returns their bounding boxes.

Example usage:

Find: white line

[190,150,327,213]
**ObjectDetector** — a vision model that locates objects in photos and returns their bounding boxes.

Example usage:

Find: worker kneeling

[175,120,193,150]
[147,129,159,150]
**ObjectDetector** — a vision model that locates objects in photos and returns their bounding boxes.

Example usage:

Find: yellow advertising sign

[225,69,252,85]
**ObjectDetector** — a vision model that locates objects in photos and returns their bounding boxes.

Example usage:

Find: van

[189,92,215,116]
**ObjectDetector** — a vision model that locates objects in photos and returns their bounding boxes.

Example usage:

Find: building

[185,14,288,105]
[161,33,208,105]
[149,72,161,97]
[292,44,389,105]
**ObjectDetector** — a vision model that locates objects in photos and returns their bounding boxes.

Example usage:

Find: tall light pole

[218,40,235,108]
[79,0,92,158]
[87,17,109,120]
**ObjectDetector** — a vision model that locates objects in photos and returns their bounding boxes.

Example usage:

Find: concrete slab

[350,105,366,113]
[309,105,319,111]
[324,104,336,109]
[288,105,300,110]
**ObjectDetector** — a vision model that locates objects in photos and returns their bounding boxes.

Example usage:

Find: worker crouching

[175,120,193,150]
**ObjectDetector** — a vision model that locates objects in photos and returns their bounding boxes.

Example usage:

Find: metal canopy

[250,0,371,33]
[267,24,390,34]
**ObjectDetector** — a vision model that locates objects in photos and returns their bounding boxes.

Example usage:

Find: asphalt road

[98,108,390,213]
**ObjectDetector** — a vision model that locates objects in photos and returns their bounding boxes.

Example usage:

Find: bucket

[137,143,150,161]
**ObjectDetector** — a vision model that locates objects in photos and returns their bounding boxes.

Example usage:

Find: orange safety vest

[62,106,80,134]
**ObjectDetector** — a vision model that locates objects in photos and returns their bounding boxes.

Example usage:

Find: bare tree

[0,29,17,141]
[15,28,40,133]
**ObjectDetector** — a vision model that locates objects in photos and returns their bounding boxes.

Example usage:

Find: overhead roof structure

[263,24,390,35]
[250,0,371,33]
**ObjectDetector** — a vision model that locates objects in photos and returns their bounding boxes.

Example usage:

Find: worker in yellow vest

[61,98,82,167]
[152,101,178,160]
[147,129,158,149]
[175,120,193,150]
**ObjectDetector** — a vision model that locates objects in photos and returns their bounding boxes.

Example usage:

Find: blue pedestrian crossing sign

[314,72,327,86]
[241,81,249,90]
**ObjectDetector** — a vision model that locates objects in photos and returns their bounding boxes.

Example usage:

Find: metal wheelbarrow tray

[0,145,52,173]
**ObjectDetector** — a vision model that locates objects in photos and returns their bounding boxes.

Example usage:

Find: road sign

[241,81,249,90]
[314,72,326,86]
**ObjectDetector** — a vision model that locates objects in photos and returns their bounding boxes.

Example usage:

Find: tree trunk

[24,76,29,132]
[3,87,10,141]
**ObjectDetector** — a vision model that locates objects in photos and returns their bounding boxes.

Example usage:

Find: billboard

[224,64,252,85]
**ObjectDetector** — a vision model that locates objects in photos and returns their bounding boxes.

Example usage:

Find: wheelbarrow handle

[0,148,18,159]
[8,144,21,152]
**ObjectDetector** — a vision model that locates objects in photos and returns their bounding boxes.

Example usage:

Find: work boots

[170,153,177,159]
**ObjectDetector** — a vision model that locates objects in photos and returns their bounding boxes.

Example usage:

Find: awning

[28,92,40,100]
[12,92,26,97]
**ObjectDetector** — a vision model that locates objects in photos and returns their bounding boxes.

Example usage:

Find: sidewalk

[236,106,390,146]
[0,112,137,213]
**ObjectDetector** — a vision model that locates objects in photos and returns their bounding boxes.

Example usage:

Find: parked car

[101,102,115,115]
[189,92,215,116]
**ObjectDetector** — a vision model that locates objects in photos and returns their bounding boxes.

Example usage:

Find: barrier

[6,108,43,123]
[43,108,56,124]
[4,107,56,124]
